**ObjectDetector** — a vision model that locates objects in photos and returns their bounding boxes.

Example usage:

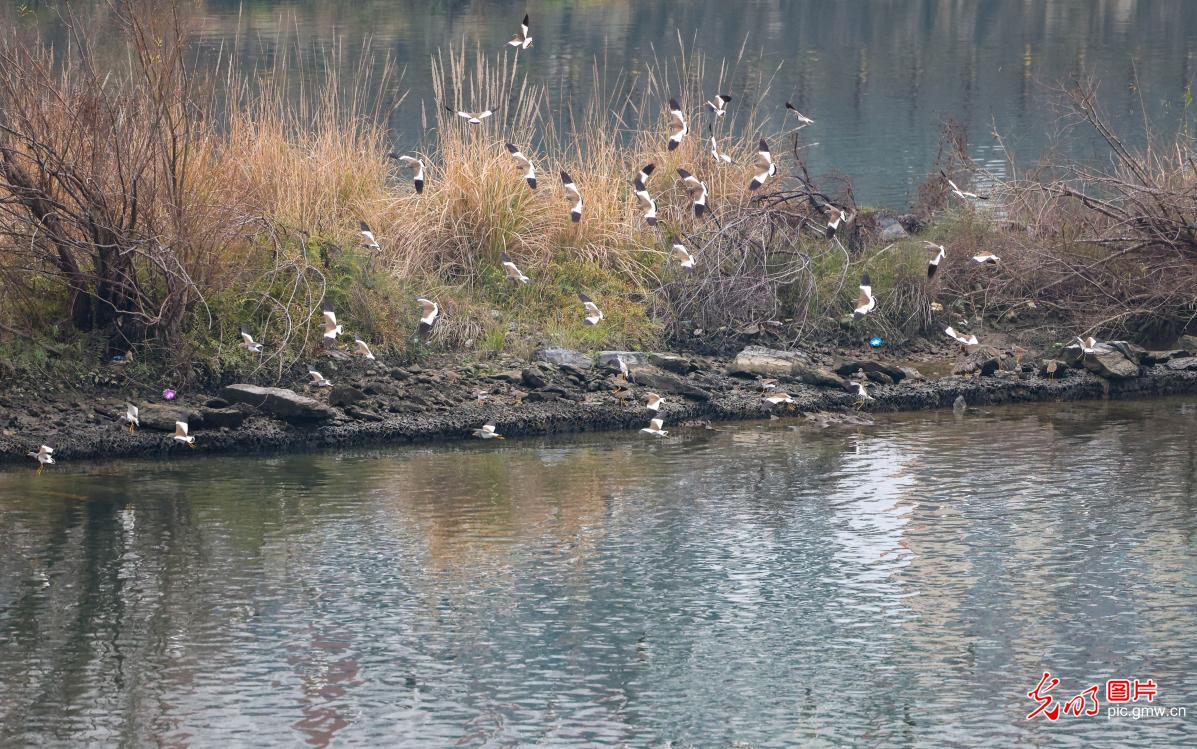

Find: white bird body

[322,305,343,343]
[391,155,425,193]
[945,175,989,201]
[507,14,532,48]
[677,168,708,217]
[853,381,874,402]
[944,326,979,347]
[749,138,776,190]
[765,392,794,406]
[853,274,876,319]
[354,338,375,360]
[667,98,688,150]
[826,205,852,239]
[416,298,439,338]
[632,179,657,226]
[172,421,196,447]
[501,252,530,284]
[28,444,55,473]
[308,370,332,387]
[1075,336,1098,352]
[473,421,505,439]
[122,403,140,433]
[240,328,264,354]
[925,242,946,277]
[640,418,668,437]
[973,253,1000,264]
[579,293,604,326]
[359,221,380,250]
[671,241,695,270]
[561,171,583,222]
[705,94,732,117]
[505,143,537,189]
[447,105,496,124]
[645,393,665,412]
[785,102,815,125]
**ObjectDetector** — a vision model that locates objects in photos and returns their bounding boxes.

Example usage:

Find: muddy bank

[2,345,1197,467]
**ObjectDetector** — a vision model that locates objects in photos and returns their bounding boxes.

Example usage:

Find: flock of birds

[24,13,1012,472]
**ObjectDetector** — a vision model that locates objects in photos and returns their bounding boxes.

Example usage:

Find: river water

[18,0,1197,205]
[2,397,1196,746]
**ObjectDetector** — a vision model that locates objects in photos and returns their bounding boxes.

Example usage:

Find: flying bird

[28,445,54,474]
[640,418,668,437]
[944,326,979,348]
[122,403,139,433]
[501,252,530,284]
[785,102,815,125]
[353,338,376,360]
[389,154,425,193]
[579,293,604,325]
[416,298,439,338]
[671,240,695,270]
[973,252,1000,264]
[632,179,657,226]
[507,13,532,48]
[637,163,655,184]
[505,143,537,189]
[925,242,946,278]
[942,172,989,200]
[645,393,665,412]
[473,421,505,439]
[308,369,332,387]
[561,171,583,222]
[666,98,688,151]
[172,421,196,448]
[359,221,380,250]
[676,168,708,217]
[749,138,776,190]
[853,273,876,319]
[240,328,264,355]
[446,105,497,125]
[321,302,343,344]
[708,128,732,164]
[705,94,732,117]
[1075,335,1098,352]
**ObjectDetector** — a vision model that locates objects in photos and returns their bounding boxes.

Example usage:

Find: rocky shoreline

[3,342,1197,467]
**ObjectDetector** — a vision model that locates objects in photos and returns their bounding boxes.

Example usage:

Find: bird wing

[174,421,188,438]
[505,143,531,166]
[856,287,872,309]
[417,298,438,317]
[649,418,664,431]
[561,172,581,198]
[638,163,655,182]
[633,182,653,209]
[753,140,773,171]
[241,330,255,345]
[583,301,601,316]
[671,245,691,262]
[482,422,497,434]
[322,308,337,329]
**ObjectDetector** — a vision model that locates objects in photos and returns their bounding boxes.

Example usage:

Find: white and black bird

[388,153,425,193]
[708,128,732,164]
[676,168,708,218]
[353,338,376,360]
[321,302,343,344]
[122,403,140,433]
[850,380,874,405]
[637,163,655,184]
[446,105,497,125]
[705,94,732,117]
[579,293,604,326]
[505,143,537,189]
[671,239,695,271]
[942,172,989,200]
[172,421,196,448]
[925,242,947,278]
[749,138,776,190]
[632,179,657,226]
[359,221,380,250]
[1075,335,1098,352]
[785,102,815,125]
[764,392,795,406]
[561,171,583,223]
[640,417,668,437]
[645,393,665,412]
[973,252,1000,264]
[826,205,851,239]
[853,273,876,319]
[944,326,979,348]
[416,298,439,338]
[308,369,332,387]
[473,421,505,439]
[501,252,530,284]
[240,328,264,355]
[666,98,688,151]
[28,445,54,474]
[507,13,532,49]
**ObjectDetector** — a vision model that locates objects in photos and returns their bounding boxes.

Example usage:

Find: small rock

[534,347,593,371]
[488,370,525,384]
[1143,349,1191,365]
[953,395,967,413]
[328,385,367,407]
[1177,334,1197,351]
[199,406,245,429]
[520,368,547,388]
[1165,356,1197,372]
[205,397,231,409]
[833,359,908,383]
[878,222,908,241]
[952,346,1002,377]
[647,353,696,375]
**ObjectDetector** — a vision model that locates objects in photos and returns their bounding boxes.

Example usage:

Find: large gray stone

[1143,349,1191,365]
[534,347,593,371]
[220,384,334,422]
[328,385,367,407]
[1165,356,1197,372]
[732,346,843,387]
[137,403,201,432]
[647,353,696,375]
[628,367,711,400]
[878,222,909,241]
[1081,344,1141,379]
[833,358,908,383]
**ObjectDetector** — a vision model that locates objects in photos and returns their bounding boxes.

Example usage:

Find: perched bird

[614,355,632,382]
[749,138,776,190]
[388,154,425,194]
[676,168,708,218]
[507,13,532,49]
[353,338,376,360]
[416,298,440,338]
[632,179,657,225]
[645,393,665,412]
[28,445,54,474]
[122,403,140,433]
[944,326,979,348]
[473,421,505,440]
[973,252,1000,264]
[172,421,196,448]
[666,98,688,151]
[561,171,583,222]
[579,293,604,325]
[308,369,332,387]
[708,130,733,164]
[637,163,655,185]
[825,205,851,239]
[1075,335,1098,352]
[925,242,946,278]
[501,252,530,284]
[851,380,874,406]
[446,105,496,125]
[640,418,668,437]
[785,102,815,125]
[359,221,380,250]
[670,240,695,271]
[765,392,795,406]
[240,328,264,355]
[853,274,876,319]
[321,302,343,344]
[505,143,537,189]
[705,94,732,117]
[942,172,989,200]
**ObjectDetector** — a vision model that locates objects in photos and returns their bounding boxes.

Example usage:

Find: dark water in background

[18,0,1197,205]
[2,397,1197,746]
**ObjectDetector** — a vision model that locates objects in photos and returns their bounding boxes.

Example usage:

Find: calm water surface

[1,398,1196,746]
